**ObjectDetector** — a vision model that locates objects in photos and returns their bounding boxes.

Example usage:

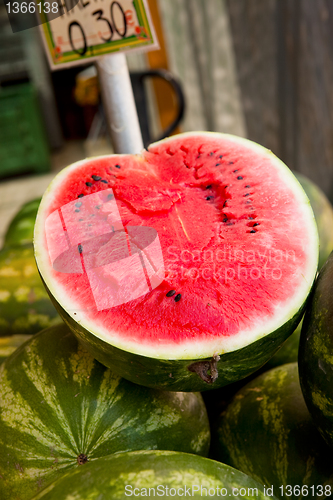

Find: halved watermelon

[34,132,318,391]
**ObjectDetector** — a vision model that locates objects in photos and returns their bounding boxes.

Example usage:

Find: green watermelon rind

[299,251,333,449]
[0,324,210,500]
[213,362,333,498]
[51,287,306,391]
[30,450,279,500]
[34,132,318,391]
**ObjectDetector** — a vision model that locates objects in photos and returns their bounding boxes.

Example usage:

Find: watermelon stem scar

[188,354,221,384]
[77,454,88,465]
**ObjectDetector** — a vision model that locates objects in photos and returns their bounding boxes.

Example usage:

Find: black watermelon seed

[253,222,259,227]
[101,179,108,184]
[78,194,84,198]
[248,216,254,220]
[166,290,176,297]
[75,209,80,213]
[115,164,121,169]
[205,185,212,190]
[229,161,234,164]
[107,193,114,200]
[174,293,182,302]
[78,244,83,254]
[233,169,238,173]
[86,182,92,187]
[250,230,256,233]
[244,193,250,197]
[209,152,214,156]
[75,202,82,208]
[223,216,228,223]
[219,155,223,159]
[237,176,243,180]
[79,218,84,222]
[245,185,251,188]
[95,205,101,210]
[206,196,213,200]
[91,175,101,181]
[223,201,227,208]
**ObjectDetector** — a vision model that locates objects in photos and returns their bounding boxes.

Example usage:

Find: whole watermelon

[0,197,59,336]
[30,450,279,500]
[299,251,333,449]
[213,363,333,499]
[0,324,210,500]
[0,245,59,336]
[3,198,41,248]
[294,172,333,270]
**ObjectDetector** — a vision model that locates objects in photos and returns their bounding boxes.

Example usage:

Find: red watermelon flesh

[35,133,318,363]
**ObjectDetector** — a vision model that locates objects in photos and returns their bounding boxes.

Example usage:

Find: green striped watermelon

[0,197,59,336]
[294,173,333,270]
[0,323,210,500]
[3,198,41,248]
[213,363,333,499]
[299,251,333,449]
[34,132,318,391]
[202,322,302,432]
[0,245,59,336]
[30,450,279,500]
[203,318,302,432]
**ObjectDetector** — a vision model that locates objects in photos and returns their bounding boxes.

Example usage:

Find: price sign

[39,0,158,69]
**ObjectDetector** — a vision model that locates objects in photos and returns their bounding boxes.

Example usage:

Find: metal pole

[96,53,144,154]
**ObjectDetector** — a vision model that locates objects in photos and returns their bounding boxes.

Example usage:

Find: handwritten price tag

[39,0,158,69]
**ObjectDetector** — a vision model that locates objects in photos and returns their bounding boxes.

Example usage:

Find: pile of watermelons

[2,134,333,500]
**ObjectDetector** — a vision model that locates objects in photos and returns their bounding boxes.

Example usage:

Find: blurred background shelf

[0,83,50,177]
[0,1,63,153]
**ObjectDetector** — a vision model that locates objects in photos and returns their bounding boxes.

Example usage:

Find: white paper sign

[39,0,158,69]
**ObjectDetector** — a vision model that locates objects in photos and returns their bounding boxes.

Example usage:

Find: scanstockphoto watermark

[165,263,283,281]
[124,484,270,497]
[164,245,296,282]
[166,245,296,265]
